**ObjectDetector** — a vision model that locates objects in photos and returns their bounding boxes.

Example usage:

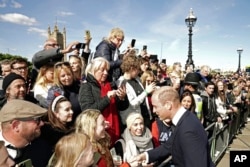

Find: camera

[75,43,85,49]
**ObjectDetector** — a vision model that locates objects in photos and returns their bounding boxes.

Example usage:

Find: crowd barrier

[159,107,249,167]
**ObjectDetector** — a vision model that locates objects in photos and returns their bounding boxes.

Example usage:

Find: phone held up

[85,30,91,40]
[143,45,147,51]
[75,43,85,49]
[131,39,136,48]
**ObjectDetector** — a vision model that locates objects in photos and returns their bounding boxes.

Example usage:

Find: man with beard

[0,99,47,165]
[0,73,37,109]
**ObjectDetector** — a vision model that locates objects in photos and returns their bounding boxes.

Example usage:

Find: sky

[0,0,249,71]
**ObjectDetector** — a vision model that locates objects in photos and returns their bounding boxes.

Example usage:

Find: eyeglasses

[12,66,28,71]
[17,116,43,125]
[116,37,124,43]
[55,62,71,68]
[47,43,59,47]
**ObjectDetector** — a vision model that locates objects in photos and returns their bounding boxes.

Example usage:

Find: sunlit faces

[111,36,124,48]
[130,67,140,79]
[55,101,73,123]
[152,95,170,120]
[59,69,73,86]
[19,118,44,143]
[140,62,149,72]
[76,141,94,167]
[1,64,11,77]
[94,114,106,140]
[69,57,81,73]
[94,63,109,83]
[6,79,26,100]
[45,68,54,83]
[0,144,15,167]
[146,76,154,84]
[181,95,192,110]
[205,85,215,95]
[130,118,144,136]
[217,81,224,91]
[12,62,28,80]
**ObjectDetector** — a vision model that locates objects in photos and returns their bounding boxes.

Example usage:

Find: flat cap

[0,99,47,123]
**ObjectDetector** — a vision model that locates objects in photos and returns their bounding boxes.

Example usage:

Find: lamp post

[185,8,197,71]
[237,48,243,73]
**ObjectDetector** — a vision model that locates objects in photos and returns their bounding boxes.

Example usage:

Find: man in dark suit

[131,86,214,167]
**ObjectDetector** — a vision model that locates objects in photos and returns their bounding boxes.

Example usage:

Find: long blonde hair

[75,109,111,154]
[35,63,54,89]
[54,133,90,167]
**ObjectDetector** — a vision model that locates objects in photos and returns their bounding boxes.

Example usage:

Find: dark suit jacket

[148,110,214,167]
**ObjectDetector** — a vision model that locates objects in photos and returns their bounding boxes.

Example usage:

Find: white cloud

[27,27,47,37]
[57,11,74,16]
[11,0,22,8]
[0,13,37,25]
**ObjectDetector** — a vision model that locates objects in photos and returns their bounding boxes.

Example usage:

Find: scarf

[121,127,153,161]
[100,81,120,146]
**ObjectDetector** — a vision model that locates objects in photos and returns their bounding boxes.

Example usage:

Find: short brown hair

[121,55,140,73]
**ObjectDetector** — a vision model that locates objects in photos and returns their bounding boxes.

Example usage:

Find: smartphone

[17,159,32,167]
[119,80,127,87]
[131,39,136,47]
[143,45,147,50]
[75,43,85,49]
[85,30,91,39]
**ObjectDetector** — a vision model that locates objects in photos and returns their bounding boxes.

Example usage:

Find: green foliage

[0,52,32,68]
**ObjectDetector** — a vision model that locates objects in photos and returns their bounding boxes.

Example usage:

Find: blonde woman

[52,133,94,167]
[94,27,125,83]
[75,109,114,167]
[47,61,81,121]
[69,55,85,81]
[33,63,54,107]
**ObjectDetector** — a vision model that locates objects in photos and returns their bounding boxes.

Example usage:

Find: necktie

[6,144,22,159]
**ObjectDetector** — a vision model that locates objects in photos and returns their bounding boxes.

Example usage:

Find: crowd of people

[0,27,250,167]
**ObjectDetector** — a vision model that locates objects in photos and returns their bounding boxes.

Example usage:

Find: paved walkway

[216,120,250,166]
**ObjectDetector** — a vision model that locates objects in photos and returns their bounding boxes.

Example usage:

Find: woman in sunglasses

[47,61,81,122]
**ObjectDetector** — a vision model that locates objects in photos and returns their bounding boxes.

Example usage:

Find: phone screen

[17,159,32,167]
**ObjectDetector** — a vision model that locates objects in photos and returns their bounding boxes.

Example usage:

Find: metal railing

[158,108,249,167]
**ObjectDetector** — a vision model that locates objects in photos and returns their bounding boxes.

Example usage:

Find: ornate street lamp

[185,8,197,71]
[237,48,243,73]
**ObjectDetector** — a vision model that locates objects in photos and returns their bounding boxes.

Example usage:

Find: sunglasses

[55,61,71,68]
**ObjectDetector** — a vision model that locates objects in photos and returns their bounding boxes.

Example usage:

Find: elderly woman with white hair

[114,112,154,167]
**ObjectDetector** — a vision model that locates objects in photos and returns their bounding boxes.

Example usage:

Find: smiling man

[132,86,214,167]
[0,99,47,165]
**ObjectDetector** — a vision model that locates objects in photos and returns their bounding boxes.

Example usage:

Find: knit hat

[126,112,144,129]
[2,73,25,92]
[0,99,47,123]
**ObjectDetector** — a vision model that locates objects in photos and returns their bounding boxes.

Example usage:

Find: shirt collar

[172,107,187,126]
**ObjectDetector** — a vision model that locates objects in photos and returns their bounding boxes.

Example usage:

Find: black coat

[78,74,129,112]
[25,123,72,167]
[94,40,122,83]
